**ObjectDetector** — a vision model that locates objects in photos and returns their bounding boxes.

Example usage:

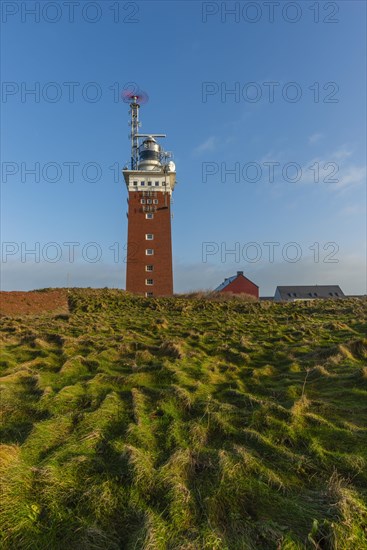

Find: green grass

[0,289,367,549]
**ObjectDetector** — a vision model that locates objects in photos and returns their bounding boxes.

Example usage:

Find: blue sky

[1,0,366,295]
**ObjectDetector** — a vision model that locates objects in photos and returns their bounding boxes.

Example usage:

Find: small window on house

[145,213,154,219]
[146,234,154,240]
[314,293,318,297]
[147,199,152,204]
[329,292,333,296]
[140,199,146,204]
[146,279,154,285]
[145,292,153,297]
[335,292,339,296]
[146,249,154,255]
[293,293,297,297]
[146,265,154,272]
[153,199,158,204]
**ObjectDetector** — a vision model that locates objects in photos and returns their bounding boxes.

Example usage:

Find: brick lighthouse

[122,91,176,296]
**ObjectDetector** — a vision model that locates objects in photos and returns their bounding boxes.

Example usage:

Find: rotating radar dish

[121,88,149,105]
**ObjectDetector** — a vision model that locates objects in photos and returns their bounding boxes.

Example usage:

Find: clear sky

[1,0,366,295]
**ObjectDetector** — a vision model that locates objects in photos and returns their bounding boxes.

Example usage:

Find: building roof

[215,271,258,292]
[275,285,344,300]
[215,276,237,292]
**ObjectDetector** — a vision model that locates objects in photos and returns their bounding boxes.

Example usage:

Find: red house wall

[220,275,259,298]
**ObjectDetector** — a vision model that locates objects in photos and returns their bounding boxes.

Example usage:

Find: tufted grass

[0,289,366,549]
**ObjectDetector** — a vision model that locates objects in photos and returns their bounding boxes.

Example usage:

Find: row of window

[287,291,340,298]
[133,181,161,187]
[141,199,158,204]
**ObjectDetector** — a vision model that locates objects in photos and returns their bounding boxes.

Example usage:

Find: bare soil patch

[0,289,69,316]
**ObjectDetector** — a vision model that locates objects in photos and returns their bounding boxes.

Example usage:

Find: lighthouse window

[147,199,152,204]
[146,249,154,255]
[146,234,154,240]
[133,181,138,186]
[140,181,145,186]
[153,199,158,204]
[145,292,153,297]
[146,265,154,272]
[155,181,159,186]
[145,213,154,219]
[140,199,146,204]
[146,279,154,286]
[148,181,152,186]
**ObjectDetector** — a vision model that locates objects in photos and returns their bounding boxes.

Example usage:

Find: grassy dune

[0,289,366,549]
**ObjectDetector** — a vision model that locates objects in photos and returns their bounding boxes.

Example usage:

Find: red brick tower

[122,92,176,296]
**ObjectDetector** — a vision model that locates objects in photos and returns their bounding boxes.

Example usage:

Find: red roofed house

[215,271,259,299]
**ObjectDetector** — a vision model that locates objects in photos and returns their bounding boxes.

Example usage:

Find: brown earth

[0,289,69,316]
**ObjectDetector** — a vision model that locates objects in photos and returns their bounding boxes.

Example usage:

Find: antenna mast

[122,88,149,170]
[129,97,140,170]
